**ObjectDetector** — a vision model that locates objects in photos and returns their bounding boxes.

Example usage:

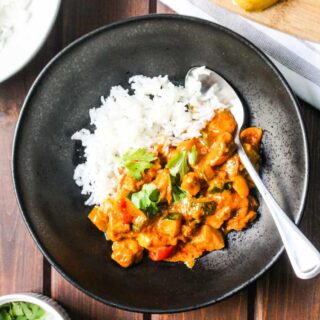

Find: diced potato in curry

[88,109,263,268]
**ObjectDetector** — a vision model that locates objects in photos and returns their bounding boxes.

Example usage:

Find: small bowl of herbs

[0,293,69,320]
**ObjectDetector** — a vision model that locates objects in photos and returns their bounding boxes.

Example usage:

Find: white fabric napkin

[160,0,320,110]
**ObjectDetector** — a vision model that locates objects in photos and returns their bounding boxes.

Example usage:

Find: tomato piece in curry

[88,109,263,268]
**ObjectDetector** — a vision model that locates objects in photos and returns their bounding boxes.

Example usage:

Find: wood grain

[51,269,142,320]
[0,80,43,295]
[61,0,152,47]
[152,289,249,320]
[0,4,63,296]
[210,0,320,42]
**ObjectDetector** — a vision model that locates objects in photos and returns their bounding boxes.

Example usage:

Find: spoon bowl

[186,67,245,130]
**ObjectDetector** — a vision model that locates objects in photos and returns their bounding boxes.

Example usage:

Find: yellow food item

[88,109,263,268]
[234,0,279,11]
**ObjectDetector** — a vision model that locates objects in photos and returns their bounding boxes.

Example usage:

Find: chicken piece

[220,154,241,179]
[207,172,229,193]
[153,169,172,204]
[137,226,178,249]
[208,109,237,136]
[198,132,236,174]
[181,172,201,196]
[181,220,199,238]
[226,209,256,231]
[205,206,232,229]
[241,127,263,146]
[191,225,225,251]
[157,215,182,237]
[118,174,139,198]
[88,206,109,232]
[106,203,131,241]
[172,198,207,221]
[232,175,249,198]
[111,239,144,268]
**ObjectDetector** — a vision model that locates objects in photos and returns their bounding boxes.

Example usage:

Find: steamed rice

[72,67,229,205]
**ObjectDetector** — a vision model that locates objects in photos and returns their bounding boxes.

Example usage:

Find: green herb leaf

[202,202,216,215]
[131,216,145,232]
[0,308,12,320]
[209,182,232,193]
[172,185,188,203]
[166,147,198,179]
[131,183,160,218]
[122,148,157,180]
[200,131,209,147]
[165,212,181,220]
[11,304,23,317]
[188,145,198,166]
[0,302,47,320]
[166,151,189,178]
[20,304,33,319]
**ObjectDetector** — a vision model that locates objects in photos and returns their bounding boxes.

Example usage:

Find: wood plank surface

[61,0,152,47]
[0,81,44,295]
[152,289,249,320]
[0,3,63,296]
[210,0,320,42]
[51,270,141,320]
[0,1,320,320]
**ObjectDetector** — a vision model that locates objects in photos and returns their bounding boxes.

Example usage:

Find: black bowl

[13,15,308,313]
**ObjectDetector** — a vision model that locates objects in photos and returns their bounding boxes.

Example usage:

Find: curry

[88,109,262,268]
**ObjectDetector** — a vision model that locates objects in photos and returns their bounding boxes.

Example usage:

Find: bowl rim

[12,13,309,314]
[0,293,69,319]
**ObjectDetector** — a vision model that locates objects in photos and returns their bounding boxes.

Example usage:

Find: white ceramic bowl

[0,293,70,320]
[0,0,61,83]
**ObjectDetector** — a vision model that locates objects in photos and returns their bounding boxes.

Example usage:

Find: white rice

[72,67,229,205]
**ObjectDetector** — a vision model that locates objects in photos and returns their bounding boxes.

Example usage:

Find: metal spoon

[185,67,320,279]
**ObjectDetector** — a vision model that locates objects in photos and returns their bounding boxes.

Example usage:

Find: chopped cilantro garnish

[202,202,216,215]
[0,302,47,320]
[166,151,189,178]
[122,148,157,180]
[166,146,198,179]
[188,145,198,166]
[209,182,232,193]
[165,212,181,220]
[172,185,188,203]
[131,183,160,218]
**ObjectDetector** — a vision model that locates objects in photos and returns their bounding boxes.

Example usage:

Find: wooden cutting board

[210,0,320,42]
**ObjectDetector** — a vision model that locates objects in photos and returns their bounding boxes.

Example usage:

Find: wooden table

[1,1,319,319]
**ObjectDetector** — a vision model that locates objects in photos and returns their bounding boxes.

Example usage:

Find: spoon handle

[237,145,320,279]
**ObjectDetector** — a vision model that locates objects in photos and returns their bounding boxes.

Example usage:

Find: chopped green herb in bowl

[0,294,69,320]
[0,301,47,320]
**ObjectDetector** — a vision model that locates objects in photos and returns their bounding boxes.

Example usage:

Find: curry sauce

[88,109,262,268]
